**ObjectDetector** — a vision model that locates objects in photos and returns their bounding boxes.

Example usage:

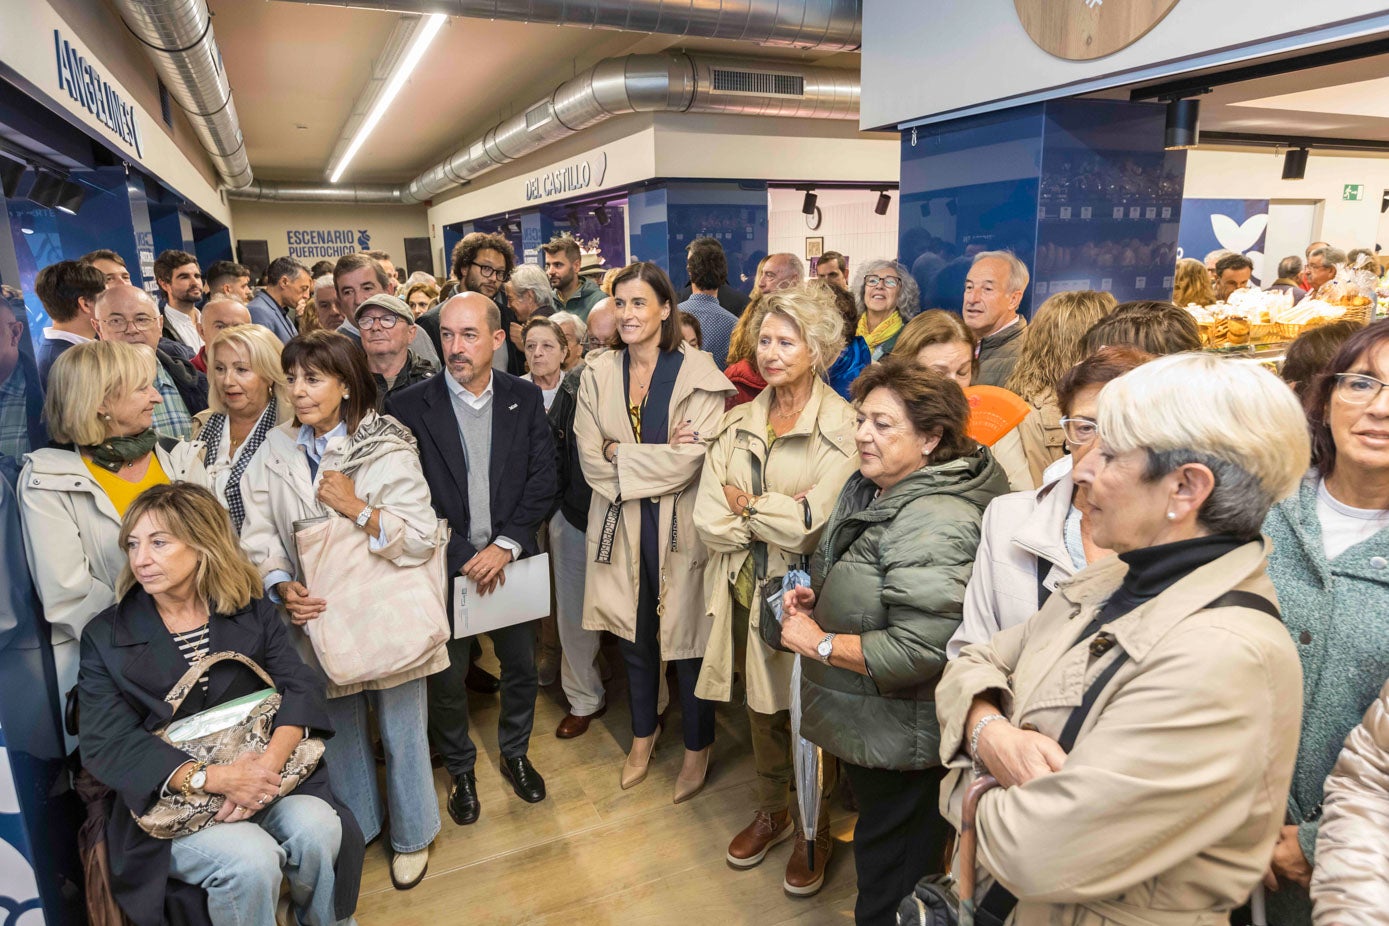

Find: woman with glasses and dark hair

[948,347,1153,658]
[1262,320,1389,923]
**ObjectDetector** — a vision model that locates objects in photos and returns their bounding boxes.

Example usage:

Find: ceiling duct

[109,0,253,190]
[276,0,862,51]
[233,52,859,204]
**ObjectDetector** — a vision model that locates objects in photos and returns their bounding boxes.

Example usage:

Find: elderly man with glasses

[355,293,436,406]
[91,285,207,440]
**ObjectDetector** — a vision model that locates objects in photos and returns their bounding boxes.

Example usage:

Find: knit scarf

[202,397,278,531]
[856,310,903,352]
[85,429,158,473]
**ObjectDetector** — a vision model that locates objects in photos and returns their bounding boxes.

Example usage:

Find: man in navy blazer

[246,256,312,343]
[386,292,558,827]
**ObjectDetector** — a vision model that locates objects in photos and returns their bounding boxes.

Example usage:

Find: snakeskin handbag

[133,651,325,840]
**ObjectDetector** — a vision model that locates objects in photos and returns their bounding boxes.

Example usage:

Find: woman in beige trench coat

[936,353,1308,926]
[693,285,858,895]
[575,262,733,803]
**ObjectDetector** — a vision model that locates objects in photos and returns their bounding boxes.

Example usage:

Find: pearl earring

[102,413,112,421]
[343,392,350,399]
[1166,511,1177,521]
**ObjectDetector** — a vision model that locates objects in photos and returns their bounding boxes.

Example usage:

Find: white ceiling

[204,1,859,184]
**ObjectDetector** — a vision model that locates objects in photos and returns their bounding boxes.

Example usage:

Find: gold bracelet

[180,761,206,800]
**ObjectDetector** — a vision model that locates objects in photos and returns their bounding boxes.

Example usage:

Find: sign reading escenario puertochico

[286,228,372,260]
[1177,198,1269,284]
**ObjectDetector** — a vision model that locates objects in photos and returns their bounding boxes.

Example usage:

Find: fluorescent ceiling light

[330,14,446,184]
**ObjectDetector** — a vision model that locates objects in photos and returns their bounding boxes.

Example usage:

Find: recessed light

[20,227,34,235]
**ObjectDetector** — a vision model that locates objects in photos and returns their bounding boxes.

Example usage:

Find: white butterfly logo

[1211,213,1269,282]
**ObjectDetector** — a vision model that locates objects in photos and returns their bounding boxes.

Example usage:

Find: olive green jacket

[800,448,1008,769]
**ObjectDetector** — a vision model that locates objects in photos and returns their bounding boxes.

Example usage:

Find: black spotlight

[874,190,892,216]
[0,159,23,199]
[1164,98,1200,150]
[801,190,817,215]
[1282,147,1309,181]
[56,179,87,215]
[593,205,609,227]
[26,170,63,209]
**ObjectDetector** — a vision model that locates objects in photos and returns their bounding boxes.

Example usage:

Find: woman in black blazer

[77,483,363,926]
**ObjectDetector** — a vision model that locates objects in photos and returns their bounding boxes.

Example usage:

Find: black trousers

[619,568,715,751]
[427,623,538,778]
[842,762,951,926]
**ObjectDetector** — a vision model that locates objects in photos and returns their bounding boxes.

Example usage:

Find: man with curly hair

[417,233,524,375]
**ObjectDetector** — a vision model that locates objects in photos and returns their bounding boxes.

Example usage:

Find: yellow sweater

[83,454,168,517]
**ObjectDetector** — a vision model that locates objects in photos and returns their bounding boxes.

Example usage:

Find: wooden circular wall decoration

[1014,0,1181,61]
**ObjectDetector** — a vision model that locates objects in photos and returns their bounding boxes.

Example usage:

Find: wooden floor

[354,639,860,925]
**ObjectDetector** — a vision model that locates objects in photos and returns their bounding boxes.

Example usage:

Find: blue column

[898,99,1185,317]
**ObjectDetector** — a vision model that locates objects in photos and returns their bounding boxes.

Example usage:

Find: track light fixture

[801,189,817,215]
[56,179,87,215]
[1281,147,1309,181]
[0,158,23,199]
[26,170,64,209]
[1164,98,1200,150]
[874,190,891,216]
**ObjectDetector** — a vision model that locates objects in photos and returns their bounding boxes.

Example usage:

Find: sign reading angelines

[53,30,142,158]
[287,229,372,259]
[525,152,608,203]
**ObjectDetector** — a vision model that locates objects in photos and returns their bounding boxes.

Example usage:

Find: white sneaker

[390,847,430,890]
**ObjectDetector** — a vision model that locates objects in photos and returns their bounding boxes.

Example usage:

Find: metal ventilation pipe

[234,52,860,204]
[109,0,253,190]
[276,0,862,51]
[234,180,408,204]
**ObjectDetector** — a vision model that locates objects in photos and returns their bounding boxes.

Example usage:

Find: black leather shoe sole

[501,760,546,803]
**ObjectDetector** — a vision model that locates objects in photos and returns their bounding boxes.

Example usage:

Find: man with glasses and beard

[417,233,524,375]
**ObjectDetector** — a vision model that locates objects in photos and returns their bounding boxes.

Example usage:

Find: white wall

[1184,149,1389,254]
[768,187,898,272]
[229,202,430,272]
[862,1,1389,129]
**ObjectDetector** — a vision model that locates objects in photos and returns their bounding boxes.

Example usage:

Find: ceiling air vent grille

[525,104,553,130]
[710,69,804,97]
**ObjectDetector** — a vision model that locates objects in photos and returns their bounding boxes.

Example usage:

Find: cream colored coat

[575,346,733,660]
[692,378,859,714]
[18,441,208,716]
[238,413,447,698]
[937,540,1302,926]
[1311,677,1389,925]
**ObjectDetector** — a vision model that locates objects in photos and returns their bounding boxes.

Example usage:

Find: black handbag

[895,589,1282,926]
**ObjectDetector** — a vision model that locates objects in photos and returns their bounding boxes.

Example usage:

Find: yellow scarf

[857,310,903,352]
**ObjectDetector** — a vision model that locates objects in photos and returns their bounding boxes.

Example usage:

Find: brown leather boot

[783,830,832,896]
[726,809,794,869]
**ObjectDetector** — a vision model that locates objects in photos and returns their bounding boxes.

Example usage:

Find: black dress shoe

[465,662,501,694]
[447,772,481,825]
[500,755,546,803]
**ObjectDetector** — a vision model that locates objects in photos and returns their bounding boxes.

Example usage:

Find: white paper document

[453,553,551,638]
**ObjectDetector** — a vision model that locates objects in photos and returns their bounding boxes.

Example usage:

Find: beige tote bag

[294,515,451,686]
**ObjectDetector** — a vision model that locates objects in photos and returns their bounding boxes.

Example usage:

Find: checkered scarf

[202,397,278,532]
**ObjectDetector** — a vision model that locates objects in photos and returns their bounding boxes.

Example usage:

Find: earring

[343,392,350,399]
[1165,511,1177,521]
[102,412,112,421]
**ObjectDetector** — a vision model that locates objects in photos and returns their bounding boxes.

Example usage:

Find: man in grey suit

[247,255,312,343]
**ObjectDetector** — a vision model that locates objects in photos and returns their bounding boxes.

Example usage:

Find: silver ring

[258,794,268,805]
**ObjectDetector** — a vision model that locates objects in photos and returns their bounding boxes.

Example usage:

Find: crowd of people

[1,227,1387,926]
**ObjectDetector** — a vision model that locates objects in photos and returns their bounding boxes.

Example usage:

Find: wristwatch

[816,632,837,664]
[182,762,208,799]
[354,504,374,528]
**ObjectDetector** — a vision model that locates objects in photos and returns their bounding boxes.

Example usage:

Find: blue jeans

[168,793,353,926]
[324,678,440,852]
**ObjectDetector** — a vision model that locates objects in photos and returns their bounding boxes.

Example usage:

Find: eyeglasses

[1334,372,1389,405]
[358,314,402,330]
[102,314,158,333]
[1059,416,1099,446]
[470,262,509,281]
[865,275,901,289]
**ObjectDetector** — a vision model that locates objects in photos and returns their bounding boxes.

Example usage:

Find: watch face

[190,771,206,789]
[817,639,832,656]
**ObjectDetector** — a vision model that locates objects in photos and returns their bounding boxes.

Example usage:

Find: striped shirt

[171,623,211,692]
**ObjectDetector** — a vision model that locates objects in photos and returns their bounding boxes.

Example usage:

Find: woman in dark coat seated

[78,483,363,926]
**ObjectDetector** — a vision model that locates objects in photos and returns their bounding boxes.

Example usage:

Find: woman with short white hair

[849,259,920,361]
[192,324,291,531]
[937,352,1309,926]
[550,311,587,371]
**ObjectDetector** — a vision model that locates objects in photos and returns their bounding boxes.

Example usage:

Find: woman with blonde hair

[403,280,440,318]
[192,324,292,531]
[1004,289,1117,473]
[20,340,207,723]
[894,310,1041,491]
[1173,257,1216,307]
[694,283,859,895]
[79,482,364,925]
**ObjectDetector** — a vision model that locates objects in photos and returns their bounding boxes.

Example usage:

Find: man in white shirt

[153,249,204,352]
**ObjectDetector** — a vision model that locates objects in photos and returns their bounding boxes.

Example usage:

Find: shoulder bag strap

[162,650,277,716]
[974,588,1279,923]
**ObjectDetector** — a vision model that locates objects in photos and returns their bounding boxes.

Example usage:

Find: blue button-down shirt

[678,292,737,366]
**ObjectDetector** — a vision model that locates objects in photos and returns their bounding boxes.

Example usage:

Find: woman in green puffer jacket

[780,357,1008,926]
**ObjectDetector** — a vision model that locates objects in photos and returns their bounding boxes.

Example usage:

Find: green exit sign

[1344,183,1366,201]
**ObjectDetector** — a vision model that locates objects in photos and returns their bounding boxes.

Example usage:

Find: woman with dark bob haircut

[779,357,1008,924]
[240,330,446,891]
[1262,319,1389,922]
